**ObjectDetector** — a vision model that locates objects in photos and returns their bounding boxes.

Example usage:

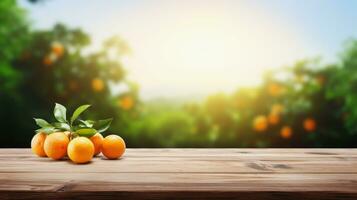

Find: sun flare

[118,2,308,98]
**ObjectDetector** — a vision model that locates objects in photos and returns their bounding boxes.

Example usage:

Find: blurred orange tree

[0,0,139,147]
[1,0,357,147]
[126,58,355,147]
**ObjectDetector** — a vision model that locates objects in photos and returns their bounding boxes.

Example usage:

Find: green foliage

[34,118,51,128]
[33,103,113,138]
[123,56,356,147]
[1,0,357,147]
[71,104,90,125]
[52,122,71,131]
[0,0,138,146]
[75,128,97,137]
[125,105,195,147]
[93,119,113,133]
[0,0,29,93]
[54,103,67,123]
[327,40,357,133]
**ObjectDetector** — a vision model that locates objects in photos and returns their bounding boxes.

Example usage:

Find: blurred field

[1,0,357,147]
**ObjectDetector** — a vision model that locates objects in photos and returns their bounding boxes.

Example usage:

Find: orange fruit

[102,135,126,159]
[43,52,57,66]
[253,115,268,132]
[44,132,69,160]
[268,83,283,97]
[52,42,64,57]
[67,137,94,164]
[90,133,104,156]
[303,118,316,132]
[31,132,47,157]
[91,78,104,92]
[43,56,52,66]
[268,113,280,125]
[118,96,134,110]
[280,126,292,139]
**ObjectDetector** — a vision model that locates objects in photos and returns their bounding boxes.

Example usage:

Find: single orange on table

[44,132,69,160]
[102,135,126,159]
[67,137,94,164]
[31,132,47,157]
[90,133,104,156]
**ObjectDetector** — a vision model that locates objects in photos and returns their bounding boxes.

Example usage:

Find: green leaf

[36,127,59,134]
[75,128,97,137]
[54,103,67,123]
[52,122,71,131]
[93,118,113,133]
[33,118,51,128]
[79,119,95,128]
[70,104,91,125]
[72,125,82,131]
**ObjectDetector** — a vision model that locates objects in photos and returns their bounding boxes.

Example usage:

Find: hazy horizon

[20,0,357,100]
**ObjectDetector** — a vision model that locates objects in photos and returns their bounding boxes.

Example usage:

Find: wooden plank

[2,191,357,200]
[0,156,356,174]
[2,148,357,154]
[0,149,356,200]
[1,173,357,192]
[2,148,357,161]
[1,173,357,199]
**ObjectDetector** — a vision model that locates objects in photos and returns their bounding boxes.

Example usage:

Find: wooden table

[0,148,357,199]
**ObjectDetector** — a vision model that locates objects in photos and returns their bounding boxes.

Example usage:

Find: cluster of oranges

[41,41,134,112]
[253,103,317,139]
[31,103,126,164]
[253,104,284,133]
[43,41,64,66]
[31,132,125,163]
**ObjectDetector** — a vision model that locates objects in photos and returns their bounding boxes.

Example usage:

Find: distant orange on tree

[268,113,280,125]
[268,83,284,97]
[91,78,104,92]
[253,115,268,132]
[51,42,64,57]
[119,96,134,110]
[303,118,316,132]
[280,126,292,139]
[43,55,53,66]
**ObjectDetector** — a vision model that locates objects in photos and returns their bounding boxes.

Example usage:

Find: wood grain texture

[0,148,356,200]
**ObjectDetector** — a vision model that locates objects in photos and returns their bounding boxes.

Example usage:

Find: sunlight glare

[121,2,307,99]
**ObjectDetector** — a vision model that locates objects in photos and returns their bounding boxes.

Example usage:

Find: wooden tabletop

[0,148,357,200]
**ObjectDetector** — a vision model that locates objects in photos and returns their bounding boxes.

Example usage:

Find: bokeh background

[2,0,357,147]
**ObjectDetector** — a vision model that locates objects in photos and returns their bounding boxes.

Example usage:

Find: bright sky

[20,0,357,100]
